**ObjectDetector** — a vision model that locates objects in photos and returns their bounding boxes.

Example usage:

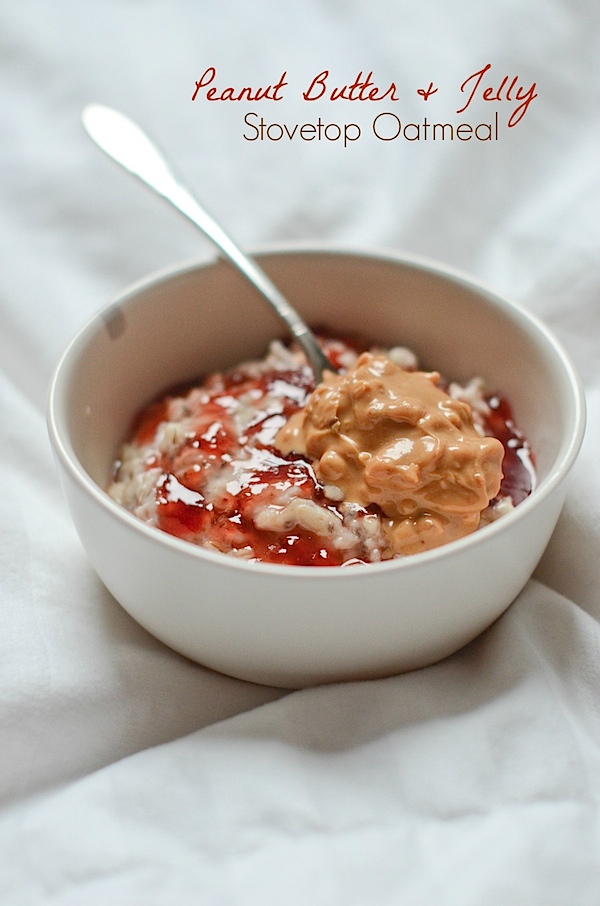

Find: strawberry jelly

[484,394,536,506]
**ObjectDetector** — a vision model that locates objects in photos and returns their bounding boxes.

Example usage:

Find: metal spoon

[81,104,333,382]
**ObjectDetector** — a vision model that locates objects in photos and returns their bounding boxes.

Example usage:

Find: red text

[192,67,288,102]
[457,63,537,127]
[303,70,399,102]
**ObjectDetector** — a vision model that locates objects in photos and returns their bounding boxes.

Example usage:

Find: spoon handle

[81,104,332,382]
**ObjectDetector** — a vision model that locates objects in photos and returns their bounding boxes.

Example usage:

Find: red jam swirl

[485,394,536,505]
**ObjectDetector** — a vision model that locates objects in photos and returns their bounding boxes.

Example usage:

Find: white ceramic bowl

[47,245,586,687]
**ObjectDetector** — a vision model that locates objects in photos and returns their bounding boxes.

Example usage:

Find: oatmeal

[107,335,535,566]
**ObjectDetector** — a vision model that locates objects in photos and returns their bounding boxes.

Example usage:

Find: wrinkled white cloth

[1,1,599,903]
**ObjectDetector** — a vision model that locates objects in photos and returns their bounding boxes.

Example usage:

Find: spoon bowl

[47,245,586,686]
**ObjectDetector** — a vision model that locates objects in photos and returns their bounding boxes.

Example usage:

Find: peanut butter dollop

[275,352,504,555]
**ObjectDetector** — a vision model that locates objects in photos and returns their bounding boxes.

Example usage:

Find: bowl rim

[47,241,587,579]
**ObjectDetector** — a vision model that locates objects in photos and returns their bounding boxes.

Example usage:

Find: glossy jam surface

[108,337,535,566]
[486,394,535,506]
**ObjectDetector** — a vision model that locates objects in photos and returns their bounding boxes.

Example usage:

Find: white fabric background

[1,1,599,903]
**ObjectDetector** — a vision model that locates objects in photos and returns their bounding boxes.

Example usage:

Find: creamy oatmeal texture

[108,337,533,566]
